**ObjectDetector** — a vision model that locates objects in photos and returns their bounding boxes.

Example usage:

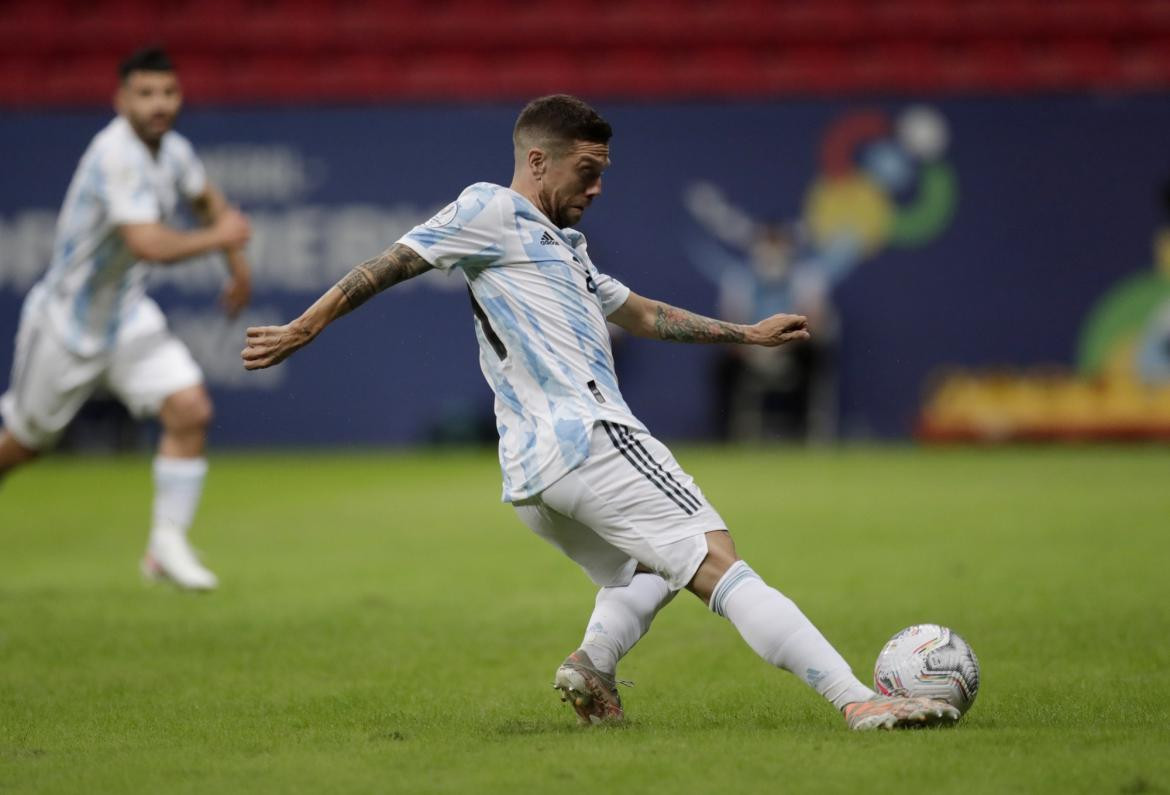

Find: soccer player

[0,47,252,591]
[241,95,958,730]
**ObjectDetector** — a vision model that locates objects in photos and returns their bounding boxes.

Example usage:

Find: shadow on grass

[490,718,632,737]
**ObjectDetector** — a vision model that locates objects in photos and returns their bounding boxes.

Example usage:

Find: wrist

[226,256,250,278]
[292,315,322,340]
[739,323,760,345]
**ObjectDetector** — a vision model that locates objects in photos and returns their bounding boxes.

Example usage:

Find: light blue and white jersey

[34,116,207,356]
[399,182,646,501]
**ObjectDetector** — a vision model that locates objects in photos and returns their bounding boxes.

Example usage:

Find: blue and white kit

[0,116,204,448]
[399,182,725,588]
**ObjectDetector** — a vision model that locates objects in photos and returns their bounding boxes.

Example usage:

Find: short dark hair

[119,46,175,81]
[514,95,612,153]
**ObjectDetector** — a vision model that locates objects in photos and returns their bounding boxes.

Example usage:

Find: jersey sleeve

[595,271,631,316]
[98,144,160,225]
[169,133,208,201]
[396,185,505,272]
[570,234,631,316]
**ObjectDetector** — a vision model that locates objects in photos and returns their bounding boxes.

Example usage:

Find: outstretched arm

[608,290,809,347]
[241,243,432,370]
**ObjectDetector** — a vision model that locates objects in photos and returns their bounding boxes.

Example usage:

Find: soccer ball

[873,624,980,715]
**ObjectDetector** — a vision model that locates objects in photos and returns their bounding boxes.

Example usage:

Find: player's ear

[113,84,125,114]
[527,148,547,180]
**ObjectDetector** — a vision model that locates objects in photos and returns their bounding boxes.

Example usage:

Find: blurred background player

[0,46,252,590]
[241,94,958,730]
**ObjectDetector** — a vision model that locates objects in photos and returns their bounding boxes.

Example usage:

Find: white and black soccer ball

[873,624,980,715]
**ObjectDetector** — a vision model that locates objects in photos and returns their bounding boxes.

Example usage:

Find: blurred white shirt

[35,116,206,356]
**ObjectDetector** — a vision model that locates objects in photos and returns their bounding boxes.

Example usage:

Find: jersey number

[573,254,598,294]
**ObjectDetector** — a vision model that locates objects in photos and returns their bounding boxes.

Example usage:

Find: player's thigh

[513,491,638,588]
[0,319,105,450]
[106,328,204,420]
[540,423,729,590]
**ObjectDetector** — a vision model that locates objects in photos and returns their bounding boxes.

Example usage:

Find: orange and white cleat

[553,649,625,726]
[844,695,960,731]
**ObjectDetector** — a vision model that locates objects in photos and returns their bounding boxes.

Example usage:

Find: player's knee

[687,529,740,603]
[163,388,214,432]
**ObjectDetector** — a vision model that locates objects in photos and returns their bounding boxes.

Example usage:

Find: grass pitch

[1,445,1168,794]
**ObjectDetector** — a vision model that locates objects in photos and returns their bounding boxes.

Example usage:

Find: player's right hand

[215,208,252,250]
[241,322,313,370]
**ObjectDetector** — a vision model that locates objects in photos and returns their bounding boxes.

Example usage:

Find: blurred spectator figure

[685,183,840,442]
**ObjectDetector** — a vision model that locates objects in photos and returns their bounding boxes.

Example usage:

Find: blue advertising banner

[3,97,1170,444]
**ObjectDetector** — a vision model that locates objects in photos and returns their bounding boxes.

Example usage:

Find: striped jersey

[34,116,207,356]
[399,182,646,501]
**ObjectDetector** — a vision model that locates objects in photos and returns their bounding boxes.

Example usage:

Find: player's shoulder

[455,181,510,208]
[460,181,505,196]
[90,116,146,160]
[160,127,198,161]
[451,182,514,223]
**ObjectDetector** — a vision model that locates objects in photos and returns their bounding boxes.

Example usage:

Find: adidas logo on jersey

[539,231,560,247]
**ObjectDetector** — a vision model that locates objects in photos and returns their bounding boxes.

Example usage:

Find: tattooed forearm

[335,243,432,313]
[653,304,747,343]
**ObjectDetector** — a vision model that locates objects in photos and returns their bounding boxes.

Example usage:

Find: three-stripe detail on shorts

[601,421,702,516]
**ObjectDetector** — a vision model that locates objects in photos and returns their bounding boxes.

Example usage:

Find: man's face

[539,141,609,228]
[116,70,182,145]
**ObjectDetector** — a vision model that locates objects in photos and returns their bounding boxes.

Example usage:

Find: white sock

[710,561,874,710]
[151,456,208,544]
[579,572,676,674]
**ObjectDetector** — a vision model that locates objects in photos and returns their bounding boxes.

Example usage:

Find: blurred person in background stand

[685,184,840,443]
[0,47,252,591]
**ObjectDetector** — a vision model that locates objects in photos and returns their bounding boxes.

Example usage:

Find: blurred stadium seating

[3,0,1170,105]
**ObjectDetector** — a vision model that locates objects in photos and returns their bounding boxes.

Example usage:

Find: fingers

[760,328,810,347]
[241,346,280,370]
[240,344,268,369]
[241,326,276,369]
[241,325,301,370]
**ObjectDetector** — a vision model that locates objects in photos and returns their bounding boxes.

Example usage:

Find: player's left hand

[749,313,810,347]
[220,273,251,317]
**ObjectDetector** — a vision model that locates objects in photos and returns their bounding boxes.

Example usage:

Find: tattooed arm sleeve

[651,303,748,343]
[609,290,749,343]
[334,243,433,316]
[242,243,433,370]
[607,290,809,348]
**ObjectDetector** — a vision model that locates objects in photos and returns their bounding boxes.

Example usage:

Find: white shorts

[513,421,727,591]
[0,290,203,450]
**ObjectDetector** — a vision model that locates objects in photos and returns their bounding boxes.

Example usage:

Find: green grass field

[2,445,1168,794]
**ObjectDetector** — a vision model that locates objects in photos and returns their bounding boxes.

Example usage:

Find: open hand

[749,313,810,347]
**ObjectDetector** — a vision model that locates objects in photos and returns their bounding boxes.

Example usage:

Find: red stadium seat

[2,0,1170,104]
